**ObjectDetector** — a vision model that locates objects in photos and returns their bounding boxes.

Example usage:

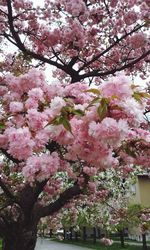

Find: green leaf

[140,92,150,98]
[111,95,119,100]
[133,92,142,102]
[97,104,108,120]
[0,122,5,130]
[97,98,109,120]
[62,117,72,133]
[86,97,101,109]
[133,91,150,102]
[50,116,64,125]
[72,109,85,116]
[85,88,101,95]
[62,106,73,114]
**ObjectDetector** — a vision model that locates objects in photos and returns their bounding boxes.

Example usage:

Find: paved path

[35,238,91,250]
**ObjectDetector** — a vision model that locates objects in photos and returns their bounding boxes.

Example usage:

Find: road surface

[35,238,91,250]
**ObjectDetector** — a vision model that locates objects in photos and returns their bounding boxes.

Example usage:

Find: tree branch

[39,184,81,218]
[79,49,150,79]
[0,148,22,164]
[18,180,48,217]
[0,177,17,201]
[6,0,79,80]
[78,23,146,73]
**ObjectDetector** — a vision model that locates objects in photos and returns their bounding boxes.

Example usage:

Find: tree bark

[2,223,38,250]
[142,234,147,250]
[97,228,101,238]
[63,228,66,240]
[69,227,73,240]
[75,231,78,241]
[93,227,96,244]
[119,230,125,248]
[49,229,53,238]
[83,226,87,241]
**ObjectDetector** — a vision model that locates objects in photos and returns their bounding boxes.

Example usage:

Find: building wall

[137,176,150,207]
[129,175,150,241]
[131,175,150,206]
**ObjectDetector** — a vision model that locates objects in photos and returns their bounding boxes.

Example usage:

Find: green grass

[53,239,143,250]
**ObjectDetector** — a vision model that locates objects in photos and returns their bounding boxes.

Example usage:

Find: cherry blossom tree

[0,0,150,82]
[0,1,150,250]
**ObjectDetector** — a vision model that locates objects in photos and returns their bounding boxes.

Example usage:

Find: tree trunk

[97,228,101,238]
[69,227,73,240]
[119,230,125,248]
[83,226,87,241]
[63,228,66,240]
[75,231,78,241]
[142,234,147,250]
[2,225,37,250]
[49,229,53,238]
[93,227,96,244]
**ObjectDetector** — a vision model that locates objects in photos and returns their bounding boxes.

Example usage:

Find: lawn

[53,239,143,250]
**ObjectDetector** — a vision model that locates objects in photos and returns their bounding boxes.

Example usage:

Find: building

[132,175,150,207]
[129,174,150,242]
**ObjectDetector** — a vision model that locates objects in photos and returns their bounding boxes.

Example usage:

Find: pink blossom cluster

[65,0,87,17]
[9,101,24,114]
[100,237,113,246]
[100,74,132,100]
[5,127,34,160]
[0,69,149,185]
[130,33,146,49]
[83,166,97,176]
[1,0,149,80]
[23,152,60,182]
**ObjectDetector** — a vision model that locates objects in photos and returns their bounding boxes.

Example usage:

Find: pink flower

[83,166,97,176]
[43,82,64,101]
[124,11,137,25]
[9,101,24,113]
[0,134,8,149]
[89,118,129,146]
[88,182,97,193]
[25,98,38,110]
[0,86,8,96]
[64,82,89,104]
[100,74,132,100]
[27,109,48,130]
[23,152,60,182]
[34,129,49,150]
[130,33,146,49]
[100,238,113,246]
[50,96,66,115]
[5,127,34,160]
[66,0,87,17]
[110,0,118,8]
[28,88,44,102]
